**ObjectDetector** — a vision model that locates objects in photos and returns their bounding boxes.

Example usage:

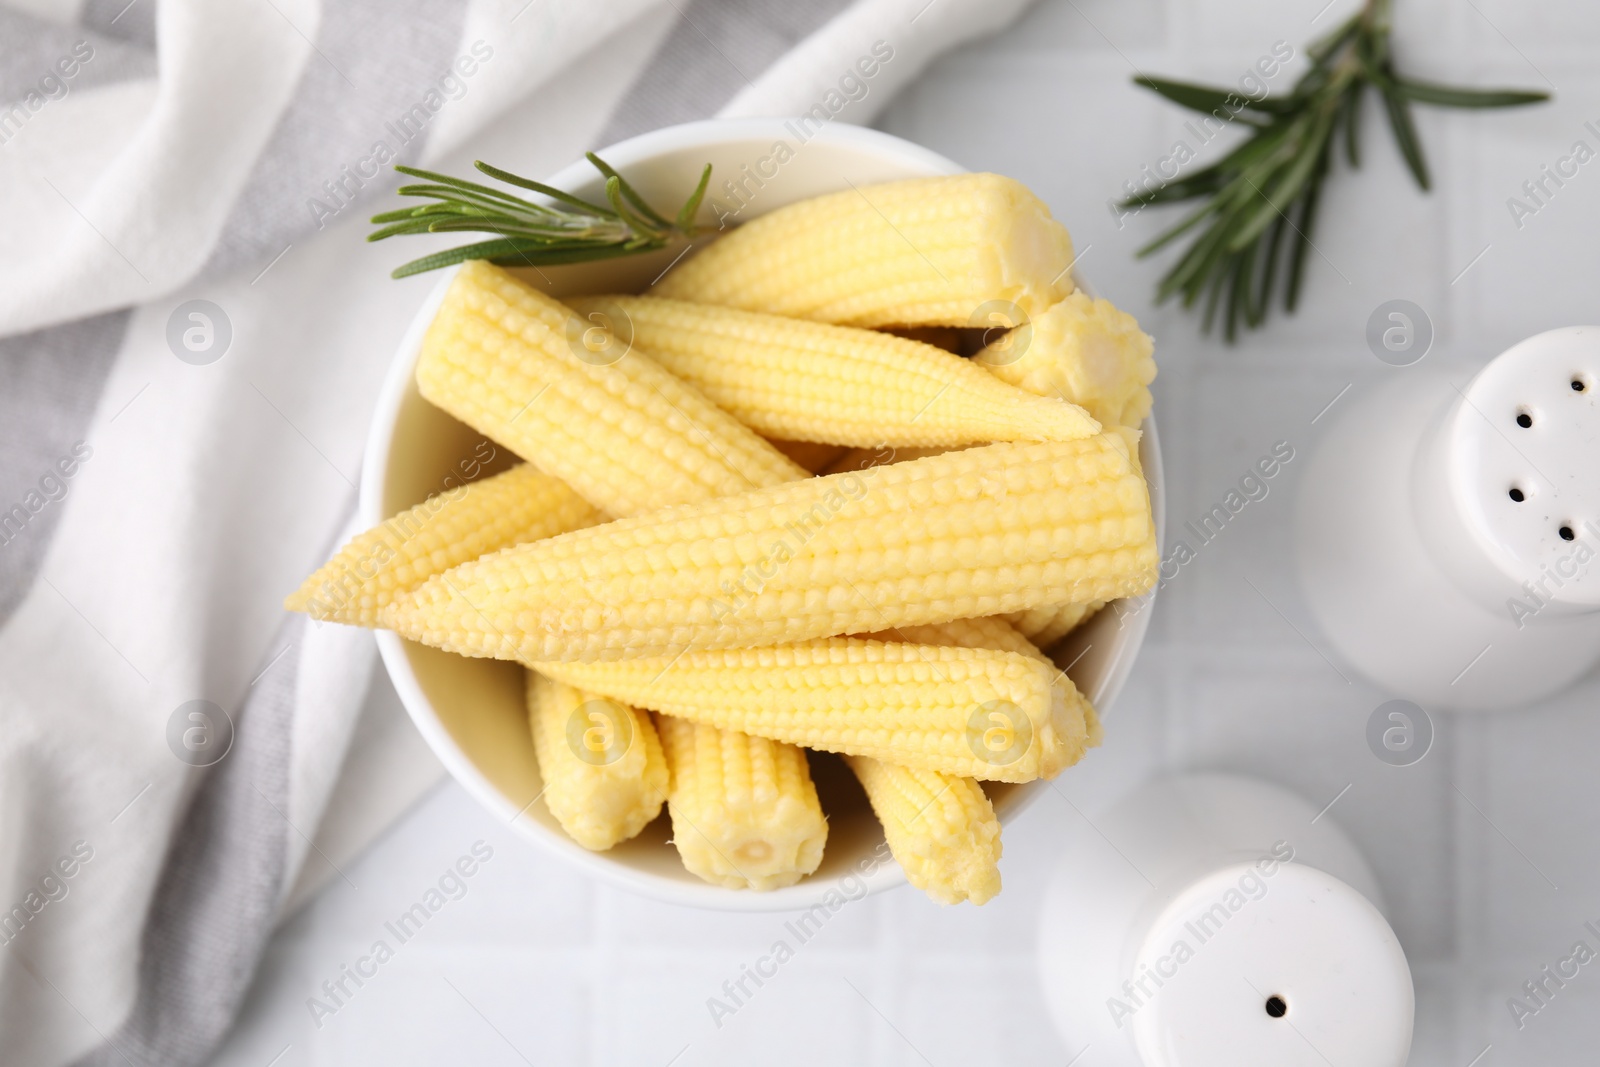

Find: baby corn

[286,463,601,627]
[655,714,827,890]
[386,436,1158,662]
[425,277,828,884]
[885,615,1097,759]
[845,757,1001,905]
[654,174,1078,327]
[565,295,1098,447]
[974,292,1156,430]
[538,636,1068,783]
[1003,601,1104,649]
[526,672,667,851]
[972,295,1153,657]
[414,260,802,517]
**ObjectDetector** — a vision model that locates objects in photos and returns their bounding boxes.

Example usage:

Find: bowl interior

[365,120,1164,909]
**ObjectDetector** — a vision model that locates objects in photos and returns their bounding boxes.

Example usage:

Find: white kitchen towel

[0,0,1037,1064]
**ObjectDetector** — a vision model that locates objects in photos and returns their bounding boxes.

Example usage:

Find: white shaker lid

[1128,861,1414,1067]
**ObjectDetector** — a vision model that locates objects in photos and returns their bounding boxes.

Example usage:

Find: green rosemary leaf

[587,153,675,230]
[472,161,618,217]
[1378,83,1431,189]
[392,184,559,224]
[1139,196,1224,259]
[1201,256,1230,331]
[601,175,665,240]
[1123,172,1229,207]
[370,205,452,225]
[1164,209,1238,304]
[1394,79,1550,108]
[1306,13,1362,65]
[1342,82,1364,166]
[370,154,712,276]
[1224,242,1258,341]
[1124,123,1298,213]
[1284,157,1329,312]
[1126,0,1546,338]
[1130,76,1286,119]
[409,218,596,240]
[677,164,713,232]
[368,220,444,242]
[392,166,553,214]
[1250,215,1289,325]
[1228,111,1334,251]
[489,243,661,267]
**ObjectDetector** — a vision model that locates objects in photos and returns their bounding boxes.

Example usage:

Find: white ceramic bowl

[365,119,1165,910]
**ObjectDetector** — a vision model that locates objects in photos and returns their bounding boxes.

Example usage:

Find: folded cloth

[0,0,1035,1063]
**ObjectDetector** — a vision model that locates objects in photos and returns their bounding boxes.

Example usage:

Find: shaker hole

[1265,995,1288,1018]
[1516,412,1533,428]
[1509,488,1526,502]
[1560,526,1576,542]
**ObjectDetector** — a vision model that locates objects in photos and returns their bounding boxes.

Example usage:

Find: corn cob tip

[286,464,602,630]
[657,714,827,890]
[1037,670,1094,780]
[565,293,1099,449]
[1083,700,1105,749]
[977,292,1156,432]
[653,173,1076,328]
[848,756,1002,905]
[526,673,668,851]
[1006,392,1101,443]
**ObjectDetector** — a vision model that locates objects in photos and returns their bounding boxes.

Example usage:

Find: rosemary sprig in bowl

[369,153,713,279]
[1124,0,1549,340]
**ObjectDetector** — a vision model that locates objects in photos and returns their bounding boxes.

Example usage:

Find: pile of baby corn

[288,173,1157,905]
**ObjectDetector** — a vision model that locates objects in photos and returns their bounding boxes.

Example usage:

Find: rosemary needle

[369,153,713,279]
[1123,0,1548,340]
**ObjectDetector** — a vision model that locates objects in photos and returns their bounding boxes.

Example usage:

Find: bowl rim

[362,117,1163,910]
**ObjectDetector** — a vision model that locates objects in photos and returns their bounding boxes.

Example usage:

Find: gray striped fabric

[0,9,157,103]
[76,622,304,1067]
[202,0,472,275]
[80,0,158,47]
[0,312,128,628]
[0,0,867,1062]
[600,0,856,144]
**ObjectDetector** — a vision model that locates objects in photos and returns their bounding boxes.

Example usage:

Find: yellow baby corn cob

[526,672,667,851]
[846,617,1085,902]
[386,436,1158,663]
[419,276,826,889]
[565,295,1098,447]
[285,463,601,627]
[885,615,1098,757]
[414,260,803,517]
[537,636,1067,783]
[655,714,827,890]
[845,756,1001,905]
[975,292,1156,430]
[654,174,1078,328]
[1003,601,1104,650]
[972,295,1153,656]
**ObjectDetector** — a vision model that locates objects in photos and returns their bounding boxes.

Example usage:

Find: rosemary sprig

[369,153,713,279]
[1123,0,1548,340]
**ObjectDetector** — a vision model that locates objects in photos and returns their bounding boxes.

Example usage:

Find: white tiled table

[214,1,1600,1062]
